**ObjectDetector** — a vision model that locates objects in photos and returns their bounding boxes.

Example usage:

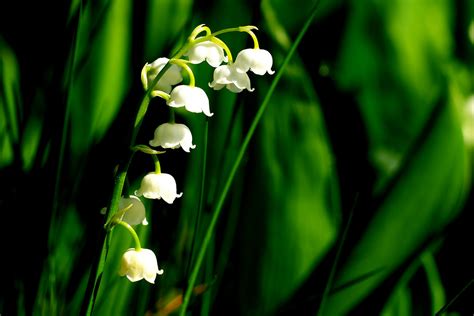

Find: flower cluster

[109,24,273,284]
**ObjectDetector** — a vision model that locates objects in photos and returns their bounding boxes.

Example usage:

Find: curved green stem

[188,24,212,41]
[115,220,142,250]
[211,25,257,37]
[83,168,128,316]
[210,36,233,63]
[178,2,321,315]
[132,63,173,145]
[172,25,257,60]
[247,30,259,49]
[151,90,170,101]
[84,54,173,316]
[169,108,176,123]
[105,203,133,230]
[170,59,195,87]
[152,154,161,174]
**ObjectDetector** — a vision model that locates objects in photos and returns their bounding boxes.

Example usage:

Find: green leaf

[381,285,413,316]
[70,0,132,155]
[0,39,21,168]
[143,0,194,60]
[322,1,470,313]
[335,0,454,190]
[421,251,446,313]
[132,144,165,155]
[323,101,469,314]
[34,207,85,315]
[237,71,341,314]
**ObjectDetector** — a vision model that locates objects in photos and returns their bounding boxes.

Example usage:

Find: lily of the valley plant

[102,23,274,286]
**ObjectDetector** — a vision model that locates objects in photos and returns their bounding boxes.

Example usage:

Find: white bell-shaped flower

[141,57,183,94]
[119,195,148,226]
[149,122,196,152]
[234,48,275,75]
[135,172,183,204]
[119,248,164,284]
[185,41,228,67]
[209,64,254,93]
[167,85,213,117]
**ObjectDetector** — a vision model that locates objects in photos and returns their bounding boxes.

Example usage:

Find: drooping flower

[141,57,183,94]
[209,64,254,93]
[119,195,148,226]
[149,122,196,152]
[234,48,275,75]
[119,248,164,284]
[135,172,183,204]
[167,85,213,117]
[185,40,228,67]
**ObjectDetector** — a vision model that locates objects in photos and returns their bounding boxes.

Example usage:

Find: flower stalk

[84,20,277,316]
[115,220,142,251]
[83,58,174,316]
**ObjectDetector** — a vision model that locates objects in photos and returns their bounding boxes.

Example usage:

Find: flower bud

[119,195,148,226]
[141,57,183,94]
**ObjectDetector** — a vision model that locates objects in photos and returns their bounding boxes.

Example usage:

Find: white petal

[167,85,187,108]
[119,195,146,226]
[140,249,160,284]
[135,173,163,200]
[119,249,143,282]
[209,65,253,92]
[142,57,183,94]
[119,248,163,284]
[208,82,225,90]
[185,87,213,117]
[185,41,227,67]
[136,173,182,203]
[210,65,233,85]
[158,173,182,204]
[227,84,244,93]
[168,85,213,117]
[149,122,196,152]
[230,71,253,91]
[235,48,275,75]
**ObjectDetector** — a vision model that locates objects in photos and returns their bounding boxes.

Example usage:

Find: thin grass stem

[316,194,357,315]
[178,1,321,314]
[184,118,209,286]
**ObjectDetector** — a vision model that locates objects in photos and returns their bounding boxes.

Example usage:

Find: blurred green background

[1,0,473,315]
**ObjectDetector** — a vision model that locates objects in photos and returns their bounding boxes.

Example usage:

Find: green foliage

[0,0,472,315]
[69,0,132,156]
[238,75,340,315]
[0,39,20,168]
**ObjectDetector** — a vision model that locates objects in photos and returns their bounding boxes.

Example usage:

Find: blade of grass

[184,118,209,287]
[210,172,244,304]
[435,278,474,315]
[200,228,215,316]
[178,1,322,314]
[316,194,357,315]
[329,267,386,295]
[49,0,82,247]
[420,251,446,314]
